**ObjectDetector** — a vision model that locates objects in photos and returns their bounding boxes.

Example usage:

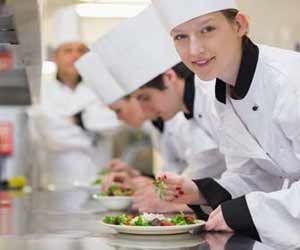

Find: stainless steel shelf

[0,68,27,87]
[0,86,31,105]
[0,69,31,105]
[0,11,18,48]
[0,30,18,43]
[0,15,14,30]
[0,0,42,104]
[12,0,42,103]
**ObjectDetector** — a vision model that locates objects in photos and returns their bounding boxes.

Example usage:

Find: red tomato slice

[160,221,174,226]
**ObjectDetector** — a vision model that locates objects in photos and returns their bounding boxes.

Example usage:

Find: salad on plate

[101,213,204,235]
[102,213,196,226]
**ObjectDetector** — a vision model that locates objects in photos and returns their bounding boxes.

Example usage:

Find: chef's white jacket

[192,37,300,249]
[31,78,120,189]
[158,73,227,180]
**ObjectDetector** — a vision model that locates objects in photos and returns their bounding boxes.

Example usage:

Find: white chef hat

[91,5,180,95]
[151,0,238,33]
[75,51,126,105]
[51,6,81,49]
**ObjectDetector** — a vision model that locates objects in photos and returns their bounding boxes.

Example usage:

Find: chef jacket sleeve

[81,99,120,134]
[221,180,300,248]
[221,80,300,247]
[182,148,226,179]
[216,156,284,199]
[34,111,93,151]
[191,156,283,209]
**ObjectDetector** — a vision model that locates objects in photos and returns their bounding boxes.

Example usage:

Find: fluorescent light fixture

[79,0,150,3]
[76,3,150,18]
[42,61,56,75]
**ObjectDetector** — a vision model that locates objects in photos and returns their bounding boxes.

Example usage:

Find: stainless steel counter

[0,190,278,250]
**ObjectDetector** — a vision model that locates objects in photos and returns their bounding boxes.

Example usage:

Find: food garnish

[102,213,196,226]
[99,184,133,197]
[91,168,109,186]
[153,179,167,199]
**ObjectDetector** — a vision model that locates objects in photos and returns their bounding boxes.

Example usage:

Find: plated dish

[92,194,132,210]
[92,184,133,210]
[101,213,204,235]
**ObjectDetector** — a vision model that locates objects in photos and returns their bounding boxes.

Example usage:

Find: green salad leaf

[103,216,116,224]
[92,179,102,186]
[134,215,149,226]
[153,179,167,199]
[91,168,110,186]
[171,214,187,225]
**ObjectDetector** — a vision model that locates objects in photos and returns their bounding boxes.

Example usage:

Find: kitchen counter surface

[0,190,291,250]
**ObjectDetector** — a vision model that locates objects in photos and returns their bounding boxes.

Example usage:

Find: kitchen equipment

[0,0,41,185]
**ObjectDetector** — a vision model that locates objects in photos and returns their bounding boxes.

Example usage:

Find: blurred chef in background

[30,6,120,190]
[75,52,155,188]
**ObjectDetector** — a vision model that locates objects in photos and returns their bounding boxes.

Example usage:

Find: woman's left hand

[205,205,234,232]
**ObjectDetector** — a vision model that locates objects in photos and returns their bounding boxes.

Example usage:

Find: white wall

[80,17,126,46]
[238,0,300,50]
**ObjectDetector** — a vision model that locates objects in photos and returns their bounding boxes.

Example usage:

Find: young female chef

[152,0,300,248]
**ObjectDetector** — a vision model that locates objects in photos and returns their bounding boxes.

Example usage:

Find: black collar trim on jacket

[215,37,259,104]
[151,118,164,133]
[56,74,82,86]
[183,73,195,120]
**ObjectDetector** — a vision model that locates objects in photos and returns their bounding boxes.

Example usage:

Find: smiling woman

[152,0,300,248]
[171,10,248,85]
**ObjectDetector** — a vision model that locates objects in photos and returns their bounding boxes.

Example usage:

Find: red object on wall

[0,192,12,235]
[0,50,12,71]
[0,122,13,156]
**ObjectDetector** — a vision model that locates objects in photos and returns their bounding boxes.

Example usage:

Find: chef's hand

[132,189,167,213]
[155,172,203,205]
[101,171,132,192]
[107,159,141,177]
[101,172,152,192]
[132,183,192,213]
[132,183,156,212]
[131,176,154,190]
[205,205,234,232]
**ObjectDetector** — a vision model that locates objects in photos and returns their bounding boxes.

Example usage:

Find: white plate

[92,195,132,210]
[107,233,203,249]
[100,220,205,235]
